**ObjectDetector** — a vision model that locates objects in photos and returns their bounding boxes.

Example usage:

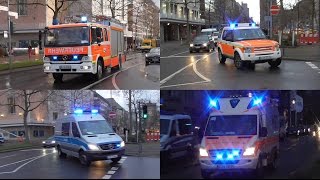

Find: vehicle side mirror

[259,127,268,137]
[170,130,177,137]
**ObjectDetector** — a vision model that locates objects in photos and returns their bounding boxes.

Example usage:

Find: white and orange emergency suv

[41,16,125,82]
[199,94,280,178]
[217,23,282,69]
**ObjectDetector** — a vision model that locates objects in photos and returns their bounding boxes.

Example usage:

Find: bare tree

[0,90,52,143]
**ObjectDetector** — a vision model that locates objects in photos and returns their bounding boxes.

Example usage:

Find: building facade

[160,0,205,42]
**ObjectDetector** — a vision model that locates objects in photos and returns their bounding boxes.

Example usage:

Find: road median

[0,142,42,153]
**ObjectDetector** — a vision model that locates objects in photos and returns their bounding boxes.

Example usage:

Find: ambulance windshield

[233,28,266,41]
[205,115,257,136]
[78,120,114,135]
[45,27,90,47]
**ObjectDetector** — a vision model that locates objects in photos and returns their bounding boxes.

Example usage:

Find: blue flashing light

[81,16,88,23]
[74,109,83,114]
[247,96,265,109]
[227,154,234,159]
[232,150,240,156]
[116,144,121,148]
[253,99,262,105]
[210,100,217,107]
[251,23,256,27]
[73,55,78,60]
[53,56,58,60]
[230,23,236,29]
[91,109,98,114]
[216,154,223,160]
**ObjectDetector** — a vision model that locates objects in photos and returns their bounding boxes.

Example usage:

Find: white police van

[54,109,125,166]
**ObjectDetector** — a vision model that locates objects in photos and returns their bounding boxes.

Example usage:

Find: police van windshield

[233,28,266,41]
[205,115,257,136]
[45,27,90,47]
[78,120,114,135]
[160,119,170,135]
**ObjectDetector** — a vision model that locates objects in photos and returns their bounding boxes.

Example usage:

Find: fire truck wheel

[95,60,103,80]
[268,58,282,68]
[234,53,243,70]
[218,49,226,64]
[52,73,63,83]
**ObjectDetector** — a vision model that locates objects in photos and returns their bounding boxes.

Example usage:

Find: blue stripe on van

[55,136,89,150]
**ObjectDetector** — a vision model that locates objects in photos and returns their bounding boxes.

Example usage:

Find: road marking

[0,154,16,160]
[193,56,211,82]
[161,80,210,89]
[107,170,116,175]
[102,175,111,179]
[0,153,53,174]
[305,62,320,72]
[20,149,46,151]
[112,63,143,90]
[101,156,128,179]
[161,50,189,58]
[161,55,205,59]
[160,52,215,86]
[111,167,119,171]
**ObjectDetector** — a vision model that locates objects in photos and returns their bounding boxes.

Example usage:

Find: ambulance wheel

[254,157,264,178]
[268,58,282,68]
[79,151,91,166]
[111,157,122,163]
[234,53,243,69]
[52,73,63,82]
[57,146,66,158]
[201,170,211,179]
[268,151,278,170]
[218,49,226,64]
[95,60,104,80]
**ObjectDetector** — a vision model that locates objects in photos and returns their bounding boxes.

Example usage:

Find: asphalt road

[160,49,320,90]
[0,148,160,179]
[0,53,159,90]
[161,135,320,179]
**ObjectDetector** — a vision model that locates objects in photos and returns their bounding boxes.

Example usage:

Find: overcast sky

[235,0,298,24]
[95,90,160,111]
[153,0,160,8]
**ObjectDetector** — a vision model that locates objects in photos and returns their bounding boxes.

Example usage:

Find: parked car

[145,47,160,66]
[0,133,4,143]
[42,136,56,148]
[190,35,214,53]
[287,126,300,137]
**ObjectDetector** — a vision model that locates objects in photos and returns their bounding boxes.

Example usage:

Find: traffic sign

[270,5,280,16]
[109,111,116,118]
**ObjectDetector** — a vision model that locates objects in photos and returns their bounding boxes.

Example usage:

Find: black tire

[95,60,104,80]
[234,53,243,69]
[268,151,278,170]
[254,157,264,178]
[249,62,256,70]
[79,151,91,166]
[201,170,211,179]
[268,58,282,68]
[57,146,67,158]
[52,73,63,82]
[218,49,226,64]
[145,61,149,66]
[111,157,122,163]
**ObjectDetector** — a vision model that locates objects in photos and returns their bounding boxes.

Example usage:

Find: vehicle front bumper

[190,45,210,51]
[240,50,281,63]
[146,57,160,63]
[43,61,97,74]
[84,148,125,161]
[200,157,259,172]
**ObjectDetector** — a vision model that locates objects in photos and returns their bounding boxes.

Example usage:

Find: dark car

[286,126,300,137]
[42,136,56,148]
[0,44,8,57]
[190,35,214,53]
[0,133,4,144]
[145,47,160,66]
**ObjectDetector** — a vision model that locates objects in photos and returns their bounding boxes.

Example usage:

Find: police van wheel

[234,53,243,69]
[53,73,63,83]
[111,157,122,163]
[57,146,66,158]
[79,151,91,166]
[268,58,282,68]
[218,49,226,64]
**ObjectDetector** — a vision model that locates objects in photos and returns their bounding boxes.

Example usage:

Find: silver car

[42,136,56,148]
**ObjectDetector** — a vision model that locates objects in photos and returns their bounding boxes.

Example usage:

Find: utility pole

[7,0,12,71]
[270,0,273,39]
[129,90,132,135]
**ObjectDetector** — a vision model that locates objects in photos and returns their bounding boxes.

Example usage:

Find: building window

[17,0,28,16]
[7,96,16,114]
[19,40,29,48]
[33,130,39,137]
[39,130,44,137]
[53,112,58,120]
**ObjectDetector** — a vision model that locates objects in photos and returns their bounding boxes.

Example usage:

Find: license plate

[217,164,234,169]
[258,56,271,60]
[59,65,71,69]
[108,155,118,159]
[195,47,200,49]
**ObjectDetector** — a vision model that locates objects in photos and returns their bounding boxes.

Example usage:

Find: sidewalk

[160,40,189,57]
[282,44,320,61]
[124,142,159,157]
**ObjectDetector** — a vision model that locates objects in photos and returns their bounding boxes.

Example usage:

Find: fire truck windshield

[45,27,90,47]
[233,28,266,41]
[205,115,257,136]
[78,120,114,135]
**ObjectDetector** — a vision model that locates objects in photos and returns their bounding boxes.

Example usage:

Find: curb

[0,145,41,153]
[0,65,43,75]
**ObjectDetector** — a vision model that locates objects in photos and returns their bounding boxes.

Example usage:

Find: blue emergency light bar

[209,99,220,110]
[81,16,88,23]
[74,109,99,114]
[229,23,256,29]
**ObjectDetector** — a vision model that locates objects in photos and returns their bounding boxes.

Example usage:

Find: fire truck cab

[41,17,126,82]
[199,94,280,178]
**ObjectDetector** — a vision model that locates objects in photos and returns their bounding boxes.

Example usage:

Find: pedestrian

[28,44,32,60]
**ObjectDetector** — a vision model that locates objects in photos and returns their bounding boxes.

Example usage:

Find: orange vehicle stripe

[111,26,123,31]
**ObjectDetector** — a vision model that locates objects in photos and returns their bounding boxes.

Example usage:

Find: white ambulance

[199,94,280,178]
[54,109,125,166]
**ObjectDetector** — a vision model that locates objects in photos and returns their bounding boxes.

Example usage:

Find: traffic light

[10,21,14,35]
[142,105,148,119]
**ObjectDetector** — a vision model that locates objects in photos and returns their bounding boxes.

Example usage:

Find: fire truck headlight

[199,148,209,157]
[243,147,255,156]
[88,144,100,150]
[81,56,90,61]
[80,66,90,70]
[44,66,50,71]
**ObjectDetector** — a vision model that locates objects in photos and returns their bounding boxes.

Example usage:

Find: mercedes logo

[62,55,68,61]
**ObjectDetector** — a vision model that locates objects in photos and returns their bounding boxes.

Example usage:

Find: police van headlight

[120,141,125,147]
[244,47,252,53]
[81,56,90,61]
[88,144,100,150]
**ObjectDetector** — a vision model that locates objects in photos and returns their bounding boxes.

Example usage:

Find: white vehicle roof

[223,23,260,31]
[160,114,191,121]
[57,112,106,123]
[201,28,217,32]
